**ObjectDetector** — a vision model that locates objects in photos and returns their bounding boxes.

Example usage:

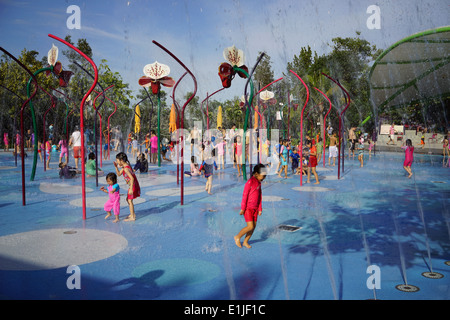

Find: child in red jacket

[234,164,267,249]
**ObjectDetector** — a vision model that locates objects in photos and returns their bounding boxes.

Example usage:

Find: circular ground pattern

[0,228,128,270]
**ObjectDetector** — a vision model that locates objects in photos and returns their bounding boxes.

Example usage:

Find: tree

[253,52,274,88]
[326,32,382,131]
[286,46,331,141]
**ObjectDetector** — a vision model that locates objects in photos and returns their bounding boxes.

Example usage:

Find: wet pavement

[0,149,449,300]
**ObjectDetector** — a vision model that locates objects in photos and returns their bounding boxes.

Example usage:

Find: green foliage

[253,52,274,88]
[2,31,445,145]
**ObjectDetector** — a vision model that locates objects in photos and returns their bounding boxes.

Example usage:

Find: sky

[0,0,449,105]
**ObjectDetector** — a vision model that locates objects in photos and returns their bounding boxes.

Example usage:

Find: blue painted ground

[0,149,449,300]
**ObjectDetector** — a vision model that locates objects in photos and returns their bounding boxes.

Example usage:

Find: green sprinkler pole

[233,67,254,181]
[27,66,52,181]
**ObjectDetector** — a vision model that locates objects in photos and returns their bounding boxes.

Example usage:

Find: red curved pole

[172,72,188,185]
[313,87,332,167]
[257,77,284,95]
[321,73,351,179]
[153,40,197,206]
[49,34,98,220]
[289,70,309,187]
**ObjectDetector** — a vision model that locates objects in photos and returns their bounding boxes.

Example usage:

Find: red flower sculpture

[218,45,248,88]
[138,61,175,94]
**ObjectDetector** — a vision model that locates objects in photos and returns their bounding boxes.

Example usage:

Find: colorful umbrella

[217,105,223,129]
[135,104,141,133]
[169,104,177,133]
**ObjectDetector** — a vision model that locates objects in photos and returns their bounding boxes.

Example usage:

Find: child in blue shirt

[290,148,300,174]
[199,150,218,195]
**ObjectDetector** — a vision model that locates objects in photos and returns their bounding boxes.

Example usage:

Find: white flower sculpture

[260,90,274,101]
[139,61,175,94]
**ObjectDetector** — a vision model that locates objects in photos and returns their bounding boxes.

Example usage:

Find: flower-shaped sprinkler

[139,61,175,167]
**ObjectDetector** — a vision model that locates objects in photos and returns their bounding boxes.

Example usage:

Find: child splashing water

[199,150,217,195]
[114,152,140,221]
[234,164,267,249]
[100,172,120,223]
[401,139,414,178]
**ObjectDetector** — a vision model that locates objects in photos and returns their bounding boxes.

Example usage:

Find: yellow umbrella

[254,105,259,129]
[134,104,141,133]
[217,105,223,129]
[169,104,177,133]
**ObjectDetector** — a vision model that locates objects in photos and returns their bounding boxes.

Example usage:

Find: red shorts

[244,208,259,222]
[308,156,317,167]
[73,146,81,158]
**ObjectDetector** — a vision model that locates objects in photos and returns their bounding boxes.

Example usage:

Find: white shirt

[71,131,81,147]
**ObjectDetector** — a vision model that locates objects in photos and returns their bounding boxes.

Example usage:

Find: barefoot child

[199,150,217,195]
[45,138,52,169]
[235,135,243,177]
[357,137,364,167]
[401,139,414,178]
[234,164,267,249]
[290,148,300,175]
[185,156,201,177]
[58,135,68,164]
[114,152,140,221]
[278,139,289,178]
[100,172,120,223]
[367,139,374,157]
[3,132,8,152]
[306,141,320,184]
[328,132,338,166]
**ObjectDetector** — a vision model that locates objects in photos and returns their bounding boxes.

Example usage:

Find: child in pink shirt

[58,136,68,164]
[215,140,226,170]
[234,164,267,249]
[150,130,158,164]
[401,139,414,178]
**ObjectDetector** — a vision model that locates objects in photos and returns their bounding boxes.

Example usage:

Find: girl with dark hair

[401,139,414,178]
[234,164,267,249]
[114,152,140,221]
[100,172,120,223]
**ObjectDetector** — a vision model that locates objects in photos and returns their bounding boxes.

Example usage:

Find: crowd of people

[2,122,450,233]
